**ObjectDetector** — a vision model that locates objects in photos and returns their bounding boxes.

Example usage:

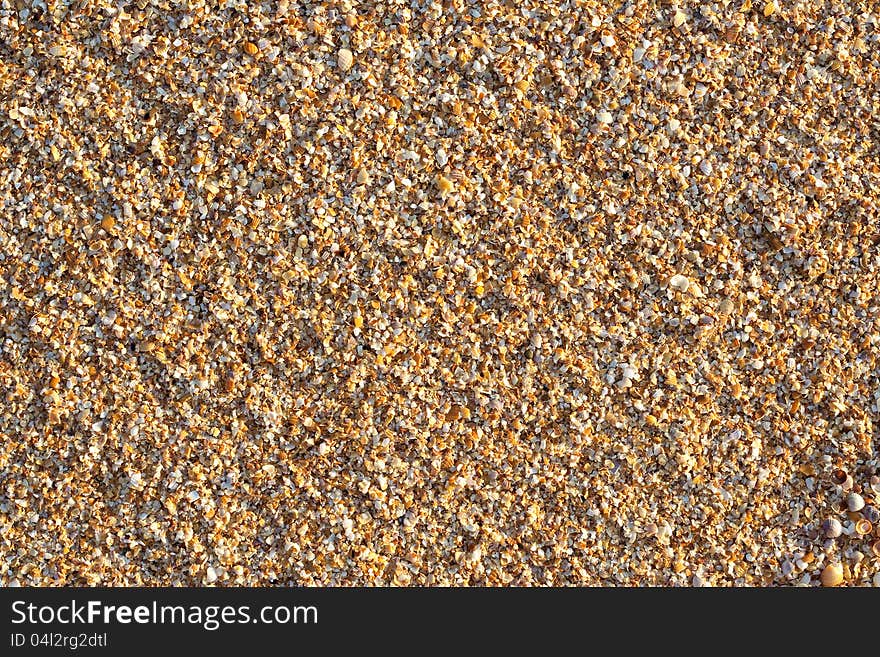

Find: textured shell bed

[1,1,880,587]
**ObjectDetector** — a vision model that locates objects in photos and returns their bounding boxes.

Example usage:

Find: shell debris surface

[1,0,879,588]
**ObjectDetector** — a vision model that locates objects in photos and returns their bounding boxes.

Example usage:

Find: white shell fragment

[848,493,865,512]
[669,274,690,293]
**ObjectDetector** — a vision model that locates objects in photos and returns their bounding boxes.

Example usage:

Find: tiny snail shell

[872,541,880,558]
[337,48,354,72]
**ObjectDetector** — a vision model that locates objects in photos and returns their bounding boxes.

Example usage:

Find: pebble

[205,566,218,584]
[672,11,687,28]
